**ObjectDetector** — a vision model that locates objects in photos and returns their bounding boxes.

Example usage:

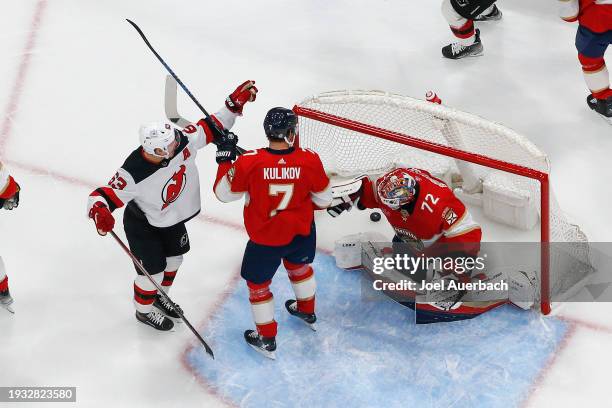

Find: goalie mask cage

[293,90,592,315]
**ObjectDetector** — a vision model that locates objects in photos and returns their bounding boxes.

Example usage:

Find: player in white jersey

[0,161,21,313]
[87,81,257,331]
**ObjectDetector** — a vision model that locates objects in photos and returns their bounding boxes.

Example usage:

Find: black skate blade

[304,321,317,331]
[589,109,612,126]
[247,343,276,360]
[135,316,176,332]
[1,303,14,314]
[137,322,176,332]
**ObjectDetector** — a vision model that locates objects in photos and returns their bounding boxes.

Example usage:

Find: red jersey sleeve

[229,152,253,193]
[307,151,330,193]
[358,176,380,209]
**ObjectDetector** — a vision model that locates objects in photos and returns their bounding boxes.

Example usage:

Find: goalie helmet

[376,169,417,210]
[263,107,298,144]
[139,122,180,158]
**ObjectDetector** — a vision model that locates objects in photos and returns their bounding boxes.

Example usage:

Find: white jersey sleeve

[185,105,239,150]
[87,167,138,215]
[558,0,579,21]
[0,162,9,194]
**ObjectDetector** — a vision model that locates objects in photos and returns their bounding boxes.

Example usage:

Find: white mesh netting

[295,90,593,305]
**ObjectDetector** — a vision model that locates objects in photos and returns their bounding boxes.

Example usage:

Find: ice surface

[187,254,568,408]
[1,0,612,407]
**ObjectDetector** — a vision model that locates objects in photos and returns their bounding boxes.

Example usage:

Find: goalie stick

[109,231,215,359]
[126,19,246,155]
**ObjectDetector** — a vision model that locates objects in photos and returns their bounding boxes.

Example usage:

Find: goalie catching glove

[327,176,366,217]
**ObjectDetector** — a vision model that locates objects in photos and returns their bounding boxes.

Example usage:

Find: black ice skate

[153,294,182,321]
[135,310,174,331]
[244,329,276,359]
[474,5,502,21]
[442,29,483,60]
[285,300,317,331]
[0,290,14,314]
[586,94,612,125]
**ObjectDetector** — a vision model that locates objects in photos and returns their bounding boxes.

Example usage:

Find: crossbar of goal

[293,105,551,315]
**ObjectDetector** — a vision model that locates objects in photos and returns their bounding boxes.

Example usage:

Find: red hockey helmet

[376,169,417,210]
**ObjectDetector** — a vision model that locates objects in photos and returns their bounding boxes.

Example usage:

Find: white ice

[1,0,611,407]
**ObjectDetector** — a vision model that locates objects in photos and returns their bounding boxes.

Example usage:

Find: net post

[540,176,551,315]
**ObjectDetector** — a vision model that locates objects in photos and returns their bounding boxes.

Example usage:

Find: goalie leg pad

[508,270,538,310]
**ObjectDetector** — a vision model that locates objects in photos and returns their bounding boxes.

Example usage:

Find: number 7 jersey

[214,147,332,246]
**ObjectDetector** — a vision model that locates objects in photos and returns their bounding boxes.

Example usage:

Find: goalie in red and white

[328,167,535,322]
[330,167,482,263]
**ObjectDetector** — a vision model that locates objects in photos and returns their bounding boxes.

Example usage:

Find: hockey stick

[109,230,214,359]
[126,19,246,155]
[165,75,192,128]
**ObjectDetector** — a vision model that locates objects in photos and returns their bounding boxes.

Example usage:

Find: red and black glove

[0,176,20,210]
[89,201,115,236]
[225,80,258,115]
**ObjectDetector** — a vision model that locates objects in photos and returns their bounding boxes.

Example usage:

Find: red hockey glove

[89,201,115,236]
[225,80,258,115]
[0,177,20,210]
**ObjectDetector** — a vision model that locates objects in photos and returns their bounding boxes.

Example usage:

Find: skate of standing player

[559,0,612,123]
[213,107,332,359]
[441,0,502,59]
[86,81,257,331]
[0,161,20,313]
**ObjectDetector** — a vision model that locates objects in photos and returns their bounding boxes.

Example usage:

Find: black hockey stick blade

[109,230,214,359]
[126,19,246,156]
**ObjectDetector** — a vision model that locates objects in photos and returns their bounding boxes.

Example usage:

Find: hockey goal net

[293,90,592,315]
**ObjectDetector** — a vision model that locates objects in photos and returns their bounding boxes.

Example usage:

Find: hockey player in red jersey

[440,0,502,60]
[328,168,508,323]
[331,167,481,261]
[0,161,20,313]
[213,107,332,358]
[87,80,257,331]
[559,0,612,122]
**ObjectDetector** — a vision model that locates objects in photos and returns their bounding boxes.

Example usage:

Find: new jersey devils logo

[161,165,187,210]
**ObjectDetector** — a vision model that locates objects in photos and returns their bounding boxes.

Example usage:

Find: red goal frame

[293,105,552,315]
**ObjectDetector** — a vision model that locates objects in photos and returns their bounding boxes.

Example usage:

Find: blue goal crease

[186,252,568,408]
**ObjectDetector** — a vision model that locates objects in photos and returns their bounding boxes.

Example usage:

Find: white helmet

[139,122,178,158]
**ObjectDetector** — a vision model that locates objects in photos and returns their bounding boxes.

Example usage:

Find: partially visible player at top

[329,167,482,281]
[214,107,332,359]
[559,0,612,123]
[86,81,257,331]
[0,161,21,313]
[440,0,502,60]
